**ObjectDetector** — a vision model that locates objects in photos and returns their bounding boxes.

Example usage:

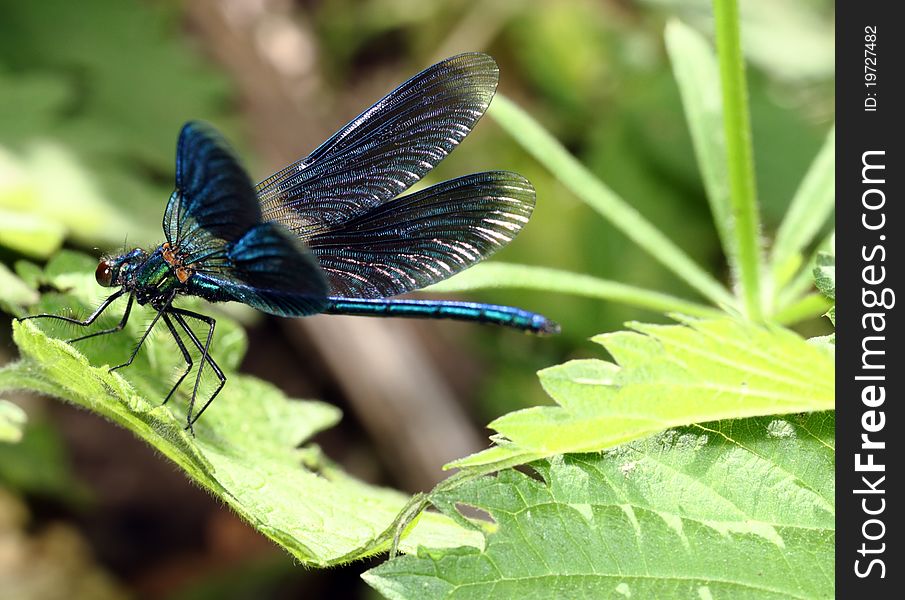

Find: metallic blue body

[324,298,557,334]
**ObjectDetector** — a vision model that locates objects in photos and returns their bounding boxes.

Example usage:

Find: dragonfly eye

[95,260,114,287]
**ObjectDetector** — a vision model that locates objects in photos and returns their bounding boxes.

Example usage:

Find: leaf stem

[713,0,765,320]
[427,263,724,319]
[773,293,832,326]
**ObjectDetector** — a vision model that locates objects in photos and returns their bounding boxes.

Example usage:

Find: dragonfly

[20,52,558,433]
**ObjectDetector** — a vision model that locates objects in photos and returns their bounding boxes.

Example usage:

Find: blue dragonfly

[20,53,558,433]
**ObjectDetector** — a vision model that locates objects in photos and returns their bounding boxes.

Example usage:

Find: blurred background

[0,0,833,598]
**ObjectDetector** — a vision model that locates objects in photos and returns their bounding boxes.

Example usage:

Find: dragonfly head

[96,248,148,288]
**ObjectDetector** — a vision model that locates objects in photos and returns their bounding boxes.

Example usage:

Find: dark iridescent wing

[164,121,262,264]
[188,222,329,317]
[164,122,328,316]
[306,172,534,298]
[257,53,499,238]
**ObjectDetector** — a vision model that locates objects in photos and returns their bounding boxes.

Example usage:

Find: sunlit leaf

[450,318,834,471]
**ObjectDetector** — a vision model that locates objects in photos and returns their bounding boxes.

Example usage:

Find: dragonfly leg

[109,293,174,373]
[161,313,193,406]
[171,310,225,434]
[68,295,134,344]
[17,289,126,330]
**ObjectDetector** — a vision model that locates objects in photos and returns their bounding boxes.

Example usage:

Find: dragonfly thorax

[95,247,186,308]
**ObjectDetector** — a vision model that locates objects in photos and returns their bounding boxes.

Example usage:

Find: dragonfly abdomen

[324,297,559,335]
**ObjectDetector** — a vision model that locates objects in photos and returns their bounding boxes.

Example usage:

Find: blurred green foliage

[0,0,234,245]
[0,399,27,443]
[0,418,89,502]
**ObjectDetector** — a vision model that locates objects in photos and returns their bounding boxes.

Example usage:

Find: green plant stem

[427,263,724,319]
[713,0,765,321]
[773,293,832,326]
[490,95,735,310]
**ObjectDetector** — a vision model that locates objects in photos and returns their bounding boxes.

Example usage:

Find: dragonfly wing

[306,172,534,298]
[164,121,262,264]
[189,222,330,317]
[257,53,499,237]
[164,123,328,316]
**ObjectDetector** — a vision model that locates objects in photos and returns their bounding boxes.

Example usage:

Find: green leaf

[449,318,834,471]
[426,263,723,318]
[489,94,735,310]
[771,126,835,284]
[665,21,734,269]
[366,413,835,599]
[0,399,27,443]
[0,256,479,565]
